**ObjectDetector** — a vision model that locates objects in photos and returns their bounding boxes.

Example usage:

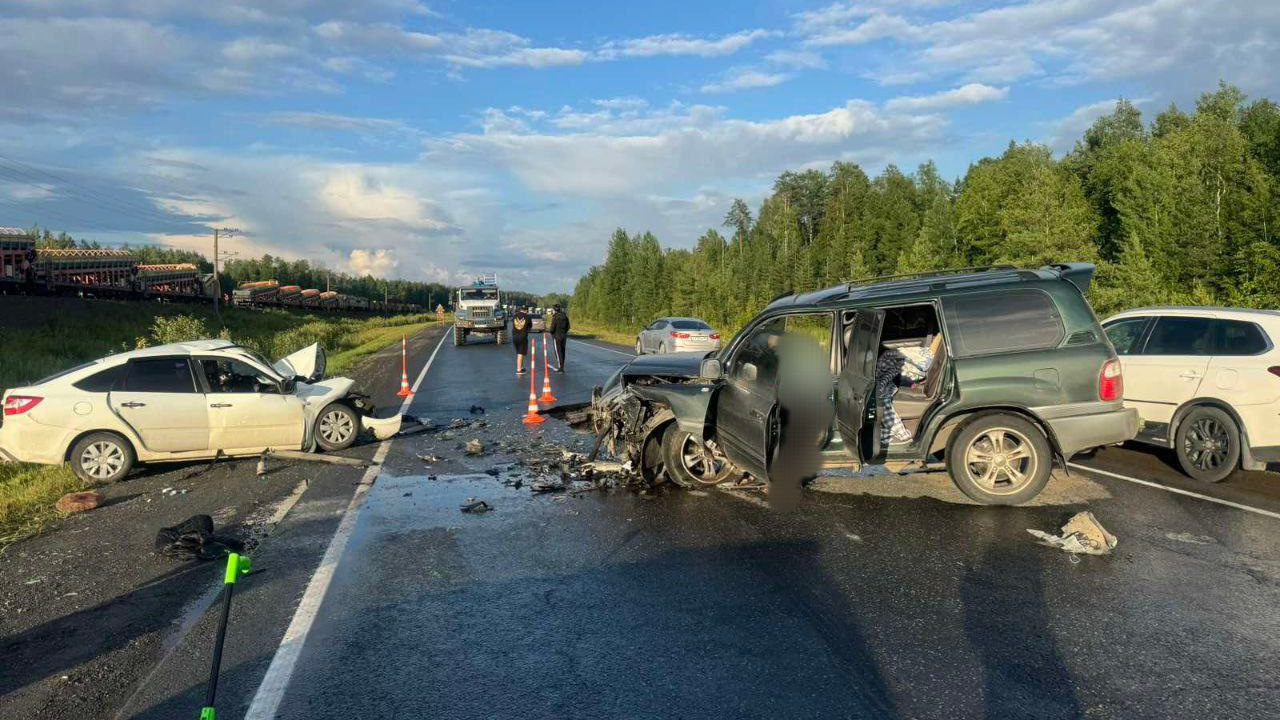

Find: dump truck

[453,273,507,346]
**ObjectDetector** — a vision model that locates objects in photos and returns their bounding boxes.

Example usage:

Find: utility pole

[212,227,239,316]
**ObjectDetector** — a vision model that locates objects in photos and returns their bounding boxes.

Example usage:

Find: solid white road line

[1068,462,1280,521]
[244,328,449,720]
[568,337,635,357]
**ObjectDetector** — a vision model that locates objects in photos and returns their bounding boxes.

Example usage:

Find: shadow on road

[960,509,1082,720]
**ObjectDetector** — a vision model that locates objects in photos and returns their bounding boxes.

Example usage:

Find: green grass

[0,464,87,551]
[570,318,641,348]
[0,296,440,550]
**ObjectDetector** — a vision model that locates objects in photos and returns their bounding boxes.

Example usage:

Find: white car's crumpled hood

[295,377,355,403]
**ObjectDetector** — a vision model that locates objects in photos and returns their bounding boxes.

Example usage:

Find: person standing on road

[512,307,532,375]
[549,303,570,372]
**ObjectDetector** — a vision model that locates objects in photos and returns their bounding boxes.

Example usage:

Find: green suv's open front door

[835,309,884,465]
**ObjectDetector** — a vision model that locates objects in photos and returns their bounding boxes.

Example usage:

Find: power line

[0,153,186,226]
[0,164,184,231]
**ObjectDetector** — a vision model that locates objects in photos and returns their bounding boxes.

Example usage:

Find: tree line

[571,82,1280,334]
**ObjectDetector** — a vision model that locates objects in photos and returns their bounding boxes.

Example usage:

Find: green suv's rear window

[945,289,1065,356]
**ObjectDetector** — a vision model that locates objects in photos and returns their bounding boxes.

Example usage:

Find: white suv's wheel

[316,403,360,451]
[1175,406,1239,483]
[70,432,135,483]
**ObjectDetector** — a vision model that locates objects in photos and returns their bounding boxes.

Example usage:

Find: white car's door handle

[119,401,146,408]
[1180,371,1202,379]
[210,403,233,408]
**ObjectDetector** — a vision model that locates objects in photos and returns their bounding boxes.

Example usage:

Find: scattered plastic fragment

[417,454,441,463]
[465,439,484,455]
[1027,511,1117,555]
[460,499,492,513]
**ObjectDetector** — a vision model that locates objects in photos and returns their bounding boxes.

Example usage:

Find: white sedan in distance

[0,340,400,482]
[635,317,722,355]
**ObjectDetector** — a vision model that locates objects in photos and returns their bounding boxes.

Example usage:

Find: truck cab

[454,274,507,346]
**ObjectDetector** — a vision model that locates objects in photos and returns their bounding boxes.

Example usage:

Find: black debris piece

[460,499,492,513]
[154,515,244,561]
[469,405,485,414]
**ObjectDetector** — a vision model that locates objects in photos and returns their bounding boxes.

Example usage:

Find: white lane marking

[1068,462,1280,521]
[245,328,449,720]
[568,337,634,358]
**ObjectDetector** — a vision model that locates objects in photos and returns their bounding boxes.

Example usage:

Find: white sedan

[0,340,400,482]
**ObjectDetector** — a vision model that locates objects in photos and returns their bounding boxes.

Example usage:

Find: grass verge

[0,464,88,551]
[0,296,441,550]
[570,318,639,348]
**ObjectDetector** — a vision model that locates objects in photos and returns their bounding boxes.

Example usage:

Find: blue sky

[1,0,1277,292]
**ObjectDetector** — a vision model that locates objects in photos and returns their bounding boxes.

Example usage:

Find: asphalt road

[193,332,1280,719]
[8,328,1279,719]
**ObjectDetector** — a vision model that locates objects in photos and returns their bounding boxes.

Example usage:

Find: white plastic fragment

[1027,511,1117,555]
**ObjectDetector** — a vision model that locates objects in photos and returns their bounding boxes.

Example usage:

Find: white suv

[1102,307,1280,482]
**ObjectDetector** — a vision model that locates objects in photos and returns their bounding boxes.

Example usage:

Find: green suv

[591,263,1138,505]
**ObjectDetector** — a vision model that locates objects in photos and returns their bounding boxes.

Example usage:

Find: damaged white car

[0,340,402,482]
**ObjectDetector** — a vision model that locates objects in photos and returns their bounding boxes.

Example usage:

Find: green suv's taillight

[1099,359,1123,402]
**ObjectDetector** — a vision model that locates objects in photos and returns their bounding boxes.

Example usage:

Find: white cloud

[765,50,828,70]
[426,99,946,197]
[349,248,399,276]
[0,17,187,113]
[884,83,1008,112]
[701,70,792,94]
[597,29,770,59]
[319,169,453,232]
[592,97,649,111]
[805,12,922,47]
[795,0,1280,92]
[261,111,421,139]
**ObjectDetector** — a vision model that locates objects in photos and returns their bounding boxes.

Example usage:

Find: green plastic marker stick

[200,552,251,720]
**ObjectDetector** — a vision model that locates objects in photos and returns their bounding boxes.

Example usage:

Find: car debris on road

[1027,511,1117,555]
[154,514,243,561]
[460,499,492,513]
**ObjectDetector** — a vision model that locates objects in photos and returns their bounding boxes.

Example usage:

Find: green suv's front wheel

[947,414,1051,505]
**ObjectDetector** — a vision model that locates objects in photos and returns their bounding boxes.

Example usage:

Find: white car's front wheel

[70,432,135,483]
[316,403,360,451]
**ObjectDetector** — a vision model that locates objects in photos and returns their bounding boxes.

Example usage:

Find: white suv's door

[1123,315,1214,431]
[110,357,210,452]
[1205,318,1277,437]
[198,357,306,451]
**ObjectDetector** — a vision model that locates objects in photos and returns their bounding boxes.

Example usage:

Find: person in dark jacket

[548,304,570,372]
[511,308,532,375]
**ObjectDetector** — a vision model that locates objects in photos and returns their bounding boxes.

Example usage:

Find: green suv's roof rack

[843,265,1018,289]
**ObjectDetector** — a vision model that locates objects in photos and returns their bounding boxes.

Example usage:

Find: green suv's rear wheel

[947,414,1051,505]
[1175,406,1239,483]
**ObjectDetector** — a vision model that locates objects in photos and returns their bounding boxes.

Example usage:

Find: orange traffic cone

[539,333,558,403]
[522,336,545,425]
[396,335,412,397]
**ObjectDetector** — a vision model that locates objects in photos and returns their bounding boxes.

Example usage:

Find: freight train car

[1,227,35,286]
[137,263,216,299]
[232,280,280,306]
